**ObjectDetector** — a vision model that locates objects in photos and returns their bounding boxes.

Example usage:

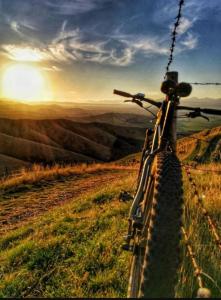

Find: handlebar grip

[113,89,133,98]
[200,108,221,116]
[178,106,221,116]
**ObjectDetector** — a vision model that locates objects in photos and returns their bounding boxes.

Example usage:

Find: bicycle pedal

[132,220,143,230]
[122,243,133,252]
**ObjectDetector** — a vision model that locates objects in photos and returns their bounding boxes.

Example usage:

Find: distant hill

[0,118,147,174]
[81,112,151,127]
[0,99,92,119]
[0,99,149,119]
[177,126,221,163]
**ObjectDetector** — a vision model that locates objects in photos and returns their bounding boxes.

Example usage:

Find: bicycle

[113,71,221,298]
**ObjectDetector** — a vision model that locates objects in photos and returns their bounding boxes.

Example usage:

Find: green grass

[0,160,220,297]
[176,169,221,298]
[0,174,134,298]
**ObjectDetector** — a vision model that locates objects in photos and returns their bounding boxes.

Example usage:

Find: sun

[2,64,52,102]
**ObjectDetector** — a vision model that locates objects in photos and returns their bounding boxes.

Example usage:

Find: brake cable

[177,111,209,121]
[186,111,209,121]
[124,99,157,117]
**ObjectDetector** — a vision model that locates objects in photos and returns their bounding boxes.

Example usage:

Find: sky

[0,0,221,102]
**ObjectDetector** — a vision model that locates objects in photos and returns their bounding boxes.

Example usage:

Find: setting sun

[2,64,52,102]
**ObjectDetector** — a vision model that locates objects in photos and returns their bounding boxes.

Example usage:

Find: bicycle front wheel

[139,151,183,297]
[128,151,183,298]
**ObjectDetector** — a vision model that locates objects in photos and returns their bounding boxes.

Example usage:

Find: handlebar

[113,89,162,108]
[113,89,221,116]
[113,89,133,98]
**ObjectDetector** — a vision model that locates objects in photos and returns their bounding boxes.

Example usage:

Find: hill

[1,117,221,176]
[0,99,149,120]
[0,118,147,175]
[81,112,151,127]
[0,146,220,297]
[0,99,91,119]
[177,126,221,162]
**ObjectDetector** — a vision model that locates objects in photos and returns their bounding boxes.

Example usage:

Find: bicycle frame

[123,71,180,245]
[114,71,221,250]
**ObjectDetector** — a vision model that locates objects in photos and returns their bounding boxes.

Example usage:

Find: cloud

[1,45,51,61]
[1,9,199,68]
[177,17,194,35]
[133,37,168,56]
[43,65,62,72]
[1,25,197,67]
[50,32,135,66]
[181,33,198,50]
[45,0,99,15]
[45,25,170,66]
[10,20,37,32]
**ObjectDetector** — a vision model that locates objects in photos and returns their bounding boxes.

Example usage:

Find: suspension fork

[136,129,153,185]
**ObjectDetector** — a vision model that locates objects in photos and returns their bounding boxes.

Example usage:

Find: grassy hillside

[81,112,151,128]
[0,128,220,298]
[0,99,151,120]
[177,126,221,162]
[0,165,136,297]
[0,118,147,175]
[0,161,220,297]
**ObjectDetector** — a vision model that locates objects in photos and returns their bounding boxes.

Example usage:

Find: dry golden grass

[177,126,221,162]
[0,163,137,193]
[175,165,221,297]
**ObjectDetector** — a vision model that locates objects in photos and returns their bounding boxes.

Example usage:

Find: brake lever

[124,99,156,117]
[187,111,209,121]
[124,98,143,107]
[201,115,209,121]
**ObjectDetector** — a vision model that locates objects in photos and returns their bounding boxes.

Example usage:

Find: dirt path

[0,170,134,234]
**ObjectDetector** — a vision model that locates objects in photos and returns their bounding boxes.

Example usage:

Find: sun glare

[2,45,45,62]
[2,64,52,102]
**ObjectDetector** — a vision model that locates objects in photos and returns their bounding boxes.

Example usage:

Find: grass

[177,126,221,163]
[0,163,136,194]
[0,132,220,297]
[176,167,221,298]
[0,173,135,298]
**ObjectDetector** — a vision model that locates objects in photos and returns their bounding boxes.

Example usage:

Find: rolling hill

[0,118,147,175]
[0,125,220,297]
[177,125,221,162]
[1,114,221,176]
[0,99,150,120]
[81,112,151,127]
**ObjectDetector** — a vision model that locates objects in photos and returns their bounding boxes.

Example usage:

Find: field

[0,128,220,297]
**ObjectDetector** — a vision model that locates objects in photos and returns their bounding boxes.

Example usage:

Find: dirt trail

[0,170,133,234]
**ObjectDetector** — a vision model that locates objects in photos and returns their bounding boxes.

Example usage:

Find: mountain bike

[113,71,221,298]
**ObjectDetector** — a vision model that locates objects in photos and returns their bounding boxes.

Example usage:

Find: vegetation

[0,172,135,297]
[0,163,136,194]
[177,126,221,162]
[0,128,220,297]
[0,118,146,174]
[176,168,221,297]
